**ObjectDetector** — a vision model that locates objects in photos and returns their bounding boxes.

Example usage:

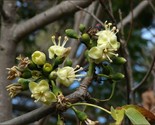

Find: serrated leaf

[125,107,150,125]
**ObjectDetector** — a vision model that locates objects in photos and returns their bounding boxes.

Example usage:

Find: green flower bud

[64,58,72,67]
[49,71,57,80]
[32,51,46,65]
[72,107,88,121]
[110,73,125,80]
[65,29,79,39]
[21,69,32,78]
[81,33,90,43]
[43,63,53,74]
[79,24,86,33]
[113,57,127,65]
[54,56,65,66]
[18,78,30,90]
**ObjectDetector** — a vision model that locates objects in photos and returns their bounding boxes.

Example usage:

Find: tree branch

[132,55,155,92]
[13,0,94,42]
[117,0,150,29]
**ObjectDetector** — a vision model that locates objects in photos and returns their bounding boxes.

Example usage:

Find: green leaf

[125,107,150,125]
[110,106,124,125]
[123,105,155,122]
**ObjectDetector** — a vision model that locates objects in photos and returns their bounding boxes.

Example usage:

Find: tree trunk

[0,0,16,122]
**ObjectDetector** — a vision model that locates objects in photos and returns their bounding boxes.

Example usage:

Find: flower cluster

[6,35,84,105]
[5,23,126,125]
[88,21,120,63]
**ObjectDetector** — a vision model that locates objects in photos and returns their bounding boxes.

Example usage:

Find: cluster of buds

[88,21,120,63]
[6,35,84,105]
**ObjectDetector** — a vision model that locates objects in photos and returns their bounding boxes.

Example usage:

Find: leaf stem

[70,102,111,115]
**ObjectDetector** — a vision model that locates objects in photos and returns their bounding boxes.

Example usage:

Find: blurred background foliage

[10,0,155,124]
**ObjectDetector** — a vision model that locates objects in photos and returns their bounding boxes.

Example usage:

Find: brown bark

[0,0,17,122]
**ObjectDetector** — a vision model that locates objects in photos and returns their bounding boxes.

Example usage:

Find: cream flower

[88,21,120,63]
[29,80,56,105]
[57,65,84,87]
[96,21,119,49]
[32,51,46,65]
[48,36,71,59]
[100,45,119,62]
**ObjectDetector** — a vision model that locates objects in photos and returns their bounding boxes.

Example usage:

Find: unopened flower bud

[72,107,88,121]
[79,24,86,33]
[81,33,90,43]
[64,58,72,67]
[113,57,127,65]
[110,73,125,80]
[54,56,65,66]
[21,69,32,78]
[65,29,79,39]
[18,78,30,90]
[32,51,46,65]
[49,71,57,80]
[43,63,53,74]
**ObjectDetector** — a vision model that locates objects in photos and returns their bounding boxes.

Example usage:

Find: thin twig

[126,0,133,44]
[68,0,104,26]
[132,55,155,92]
[148,0,155,13]
[99,0,117,25]
[117,0,150,29]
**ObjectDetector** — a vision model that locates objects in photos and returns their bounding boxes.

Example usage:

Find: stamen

[74,65,80,70]
[62,36,68,47]
[105,54,112,62]
[116,29,119,33]
[74,67,83,73]
[51,36,56,45]
[108,23,112,30]
[75,74,86,77]
[109,52,118,57]
[73,78,81,81]
[111,26,116,32]
[58,36,61,46]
